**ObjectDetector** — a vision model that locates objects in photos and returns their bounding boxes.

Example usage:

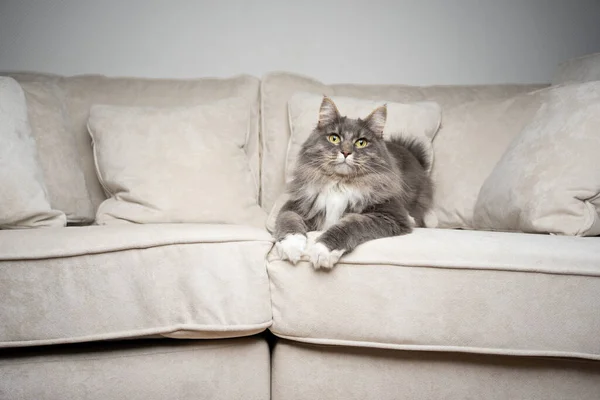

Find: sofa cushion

[268,229,600,361]
[4,73,262,223]
[474,81,600,236]
[0,76,66,229]
[552,52,600,84]
[63,74,262,220]
[89,99,266,227]
[9,74,92,223]
[0,224,273,348]
[260,71,546,210]
[432,89,548,229]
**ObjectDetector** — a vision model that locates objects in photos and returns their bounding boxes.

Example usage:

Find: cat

[274,96,434,269]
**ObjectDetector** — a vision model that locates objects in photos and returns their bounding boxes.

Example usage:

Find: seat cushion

[268,229,600,360]
[0,224,273,347]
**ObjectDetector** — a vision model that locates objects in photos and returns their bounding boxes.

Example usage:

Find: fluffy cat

[275,96,434,269]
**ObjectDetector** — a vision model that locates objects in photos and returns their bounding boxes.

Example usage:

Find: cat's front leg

[274,201,308,264]
[310,206,412,270]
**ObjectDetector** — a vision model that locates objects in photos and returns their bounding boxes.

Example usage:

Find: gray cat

[274,96,434,269]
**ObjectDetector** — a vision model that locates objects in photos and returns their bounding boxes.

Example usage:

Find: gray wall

[1,0,599,84]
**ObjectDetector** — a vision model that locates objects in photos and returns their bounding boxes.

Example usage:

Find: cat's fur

[275,96,433,269]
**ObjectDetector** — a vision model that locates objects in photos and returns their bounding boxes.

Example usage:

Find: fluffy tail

[388,136,432,172]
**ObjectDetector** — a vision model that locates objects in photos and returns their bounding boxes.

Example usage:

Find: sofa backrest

[259,72,545,211]
[8,64,590,223]
[5,73,262,224]
[552,52,600,85]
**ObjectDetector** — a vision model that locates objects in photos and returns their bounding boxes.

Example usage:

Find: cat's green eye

[354,138,369,148]
[327,134,341,144]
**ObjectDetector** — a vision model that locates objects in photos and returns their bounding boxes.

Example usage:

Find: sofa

[1,52,599,400]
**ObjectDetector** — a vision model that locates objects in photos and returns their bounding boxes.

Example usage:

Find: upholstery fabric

[432,89,548,229]
[474,82,600,236]
[9,74,91,223]
[285,92,441,182]
[268,229,600,360]
[0,224,273,347]
[259,71,545,210]
[552,52,600,84]
[0,76,66,228]
[0,338,270,400]
[265,193,289,233]
[63,74,262,216]
[89,99,266,226]
[272,341,600,400]
[4,73,262,222]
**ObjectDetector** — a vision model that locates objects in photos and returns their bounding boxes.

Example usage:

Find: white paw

[423,210,438,228]
[275,234,307,264]
[309,242,345,270]
[408,215,416,227]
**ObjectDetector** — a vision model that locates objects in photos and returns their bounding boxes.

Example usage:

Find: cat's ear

[318,96,341,127]
[364,104,387,137]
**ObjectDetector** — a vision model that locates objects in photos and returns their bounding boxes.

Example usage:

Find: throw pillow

[473,81,600,236]
[89,98,266,227]
[431,90,548,229]
[0,77,66,229]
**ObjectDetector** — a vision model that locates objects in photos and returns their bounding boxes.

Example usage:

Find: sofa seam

[0,238,275,262]
[0,321,273,349]
[270,333,600,362]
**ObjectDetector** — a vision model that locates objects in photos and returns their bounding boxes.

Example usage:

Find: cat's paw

[309,242,345,270]
[423,210,438,228]
[275,234,307,264]
[408,215,416,227]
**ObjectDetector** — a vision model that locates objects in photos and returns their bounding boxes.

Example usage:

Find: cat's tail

[389,136,432,172]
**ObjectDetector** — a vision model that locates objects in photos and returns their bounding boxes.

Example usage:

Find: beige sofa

[1,53,599,399]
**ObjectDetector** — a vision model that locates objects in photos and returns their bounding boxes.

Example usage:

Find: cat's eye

[354,138,369,148]
[327,134,341,144]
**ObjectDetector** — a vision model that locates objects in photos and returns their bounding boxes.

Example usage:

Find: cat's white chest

[315,184,363,230]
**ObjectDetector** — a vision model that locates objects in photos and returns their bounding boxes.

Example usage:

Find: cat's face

[298,97,391,178]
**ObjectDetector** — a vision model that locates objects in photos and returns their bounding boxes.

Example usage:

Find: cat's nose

[341,151,352,158]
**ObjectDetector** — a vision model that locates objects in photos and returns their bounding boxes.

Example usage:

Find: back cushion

[62,75,262,221]
[0,76,67,228]
[89,100,266,227]
[7,73,91,223]
[6,73,261,223]
[432,91,548,229]
[260,72,545,211]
